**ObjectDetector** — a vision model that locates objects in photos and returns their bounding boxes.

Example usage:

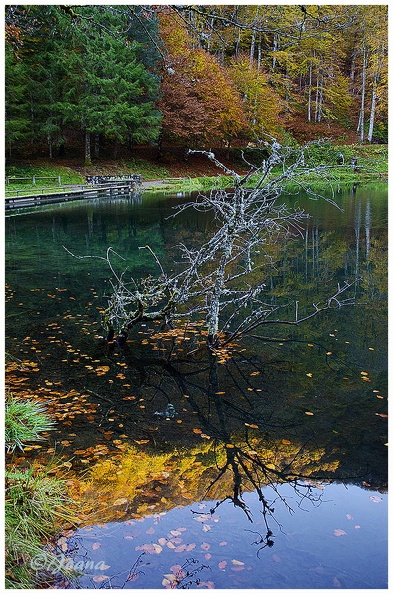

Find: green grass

[5,164,85,197]
[6,464,76,588]
[5,395,55,452]
[5,395,76,588]
[6,163,85,185]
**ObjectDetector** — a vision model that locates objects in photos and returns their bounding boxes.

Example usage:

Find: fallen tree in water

[67,137,357,349]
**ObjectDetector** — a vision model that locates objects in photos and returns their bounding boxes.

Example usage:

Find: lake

[5,182,388,589]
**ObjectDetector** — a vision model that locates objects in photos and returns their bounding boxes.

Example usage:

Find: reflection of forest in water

[5,184,388,526]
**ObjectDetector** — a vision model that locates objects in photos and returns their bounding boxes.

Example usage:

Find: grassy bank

[5,394,75,588]
[5,144,387,197]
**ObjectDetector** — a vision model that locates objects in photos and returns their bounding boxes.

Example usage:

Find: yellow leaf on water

[306,373,313,377]
[305,411,314,416]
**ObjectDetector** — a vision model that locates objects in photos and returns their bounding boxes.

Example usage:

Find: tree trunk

[272,34,278,70]
[357,45,367,142]
[85,130,92,165]
[367,73,378,142]
[307,62,313,122]
[113,138,119,160]
[94,133,100,159]
[48,135,53,160]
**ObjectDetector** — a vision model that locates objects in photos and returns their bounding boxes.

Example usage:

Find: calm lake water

[5,183,388,589]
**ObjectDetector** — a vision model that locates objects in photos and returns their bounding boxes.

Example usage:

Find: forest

[5,5,388,590]
[5,4,388,165]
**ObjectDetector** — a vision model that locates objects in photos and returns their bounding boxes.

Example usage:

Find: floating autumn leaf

[218,560,227,569]
[170,564,185,577]
[92,575,109,583]
[306,373,313,377]
[135,543,163,554]
[134,439,150,444]
[282,439,291,445]
[145,527,155,535]
[375,413,388,418]
[225,443,235,448]
[162,576,177,589]
[245,423,259,429]
[92,542,101,550]
[192,428,202,434]
[201,542,210,551]
[369,496,383,503]
[346,514,353,520]
[305,411,314,416]
[185,543,196,551]
[333,529,346,537]
[95,365,110,376]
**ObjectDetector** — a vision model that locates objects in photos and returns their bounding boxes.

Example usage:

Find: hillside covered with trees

[5,5,388,165]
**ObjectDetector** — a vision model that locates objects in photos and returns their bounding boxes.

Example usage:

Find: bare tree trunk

[257,36,262,70]
[357,45,368,142]
[249,8,259,66]
[349,47,358,92]
[367,78,377,142]
[307,62,313,122]
[272,34,278,70]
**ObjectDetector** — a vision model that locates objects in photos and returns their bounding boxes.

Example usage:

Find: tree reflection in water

[97,327,385,529]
